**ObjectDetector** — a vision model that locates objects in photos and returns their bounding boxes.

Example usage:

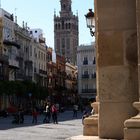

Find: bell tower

[60,0,72,16]
[54,0,79,64]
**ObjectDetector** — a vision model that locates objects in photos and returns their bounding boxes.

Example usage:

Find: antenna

[76,10,78,16]
[14,8,17,16]
[0,0,1,8]
[14,8,17,23]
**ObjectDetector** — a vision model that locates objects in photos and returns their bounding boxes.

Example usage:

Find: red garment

[32,111,38,117]
[51,105,57,113]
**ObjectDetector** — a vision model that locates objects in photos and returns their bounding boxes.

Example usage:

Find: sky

[2,0,94,48]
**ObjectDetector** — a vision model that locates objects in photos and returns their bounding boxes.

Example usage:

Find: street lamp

[85,9,95,37]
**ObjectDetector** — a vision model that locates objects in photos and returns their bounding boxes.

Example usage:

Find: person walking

[73,104,78,118]
[18,104,24,124]
[32,108,38,124]
[43,103,51,123]
[51,103,58,124]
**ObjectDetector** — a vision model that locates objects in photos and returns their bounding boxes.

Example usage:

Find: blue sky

[2,0,94,48]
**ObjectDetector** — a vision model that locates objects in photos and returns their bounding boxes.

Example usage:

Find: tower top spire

[60,0,72,12]
[60,0,72,17]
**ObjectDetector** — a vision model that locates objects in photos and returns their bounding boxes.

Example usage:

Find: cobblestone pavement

[0,111,83,140]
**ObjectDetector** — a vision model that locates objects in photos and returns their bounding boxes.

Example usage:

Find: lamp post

[83,9,99,136]
[85,9,95,37]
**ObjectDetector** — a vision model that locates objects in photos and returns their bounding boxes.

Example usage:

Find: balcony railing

[39,69,47,75]
[9,59,19,68]
[82,88,96,93]
[82,74,89,78]
[3,39,20,49]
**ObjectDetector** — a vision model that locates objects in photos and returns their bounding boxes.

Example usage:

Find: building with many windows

[54,0,79,64]
[0,8,20,81]
[77,43,96,99]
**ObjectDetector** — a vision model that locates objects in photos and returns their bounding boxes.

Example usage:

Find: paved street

[0,111,83,140]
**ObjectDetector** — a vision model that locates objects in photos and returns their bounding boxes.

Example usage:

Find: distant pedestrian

[18,105,24,124]
[73,104,78,118]
[32,108,38,124]
[82,110,89,124]
[43,103,51,123]
[51,103,58,124]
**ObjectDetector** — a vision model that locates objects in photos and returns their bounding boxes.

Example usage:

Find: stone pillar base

[83,114,98,136]
[83,98,99,136]
[124,128,140,140]
[124,102,140,140]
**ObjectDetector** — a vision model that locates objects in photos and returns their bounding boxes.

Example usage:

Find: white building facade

[77,43,96,99]
[0,8,20,81]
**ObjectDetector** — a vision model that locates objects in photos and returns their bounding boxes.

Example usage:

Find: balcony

[39,69,47,75]
[82,88,96,93]
[3,39,20,49]
[9,59,19,69]
[82,74,89,79]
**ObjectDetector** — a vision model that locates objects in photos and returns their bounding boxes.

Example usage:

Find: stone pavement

[66,135,99,140]
[66,135,116,140]
[0,111,83,140]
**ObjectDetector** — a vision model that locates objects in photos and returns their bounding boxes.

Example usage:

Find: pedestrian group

[12,102,59,125]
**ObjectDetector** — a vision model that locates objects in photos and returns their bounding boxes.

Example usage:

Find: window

[55,24,57,30]
[83,56,88,65]
[35,30,37,33]
[62,21,64,29]
[63,4,66,10]
[84,70,88,75]
[62,38,65,48]
[85,84,88,89]
[68,23,71,29]
[30,31,32,34]
[93,57,96,64]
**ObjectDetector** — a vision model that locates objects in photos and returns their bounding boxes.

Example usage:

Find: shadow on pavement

[0,111,83,130]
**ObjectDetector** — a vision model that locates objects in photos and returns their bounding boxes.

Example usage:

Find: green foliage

[0,80,48,99]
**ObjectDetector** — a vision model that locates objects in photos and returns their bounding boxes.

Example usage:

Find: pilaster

[124,0,140,139]
[95,0,138,139]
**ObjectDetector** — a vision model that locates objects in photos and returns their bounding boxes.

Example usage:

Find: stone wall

[95,0,139,139]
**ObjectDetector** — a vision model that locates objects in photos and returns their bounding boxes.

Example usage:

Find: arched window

[66,23,68,29]
[62,21,64,29]
[58,23,60,29]
[63,4,66,10]
[55,24,57,30]
[69,23,71,29]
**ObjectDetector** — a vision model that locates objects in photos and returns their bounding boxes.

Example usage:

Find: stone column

[124,0,140,139]
[83,96,99,136]
[95,0,139,139]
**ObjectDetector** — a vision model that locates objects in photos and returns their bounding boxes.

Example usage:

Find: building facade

[77,43,96,99]
[29,28,47,86]
[65,62,78,105]
[14,22,32,81]
[54,0,79,64]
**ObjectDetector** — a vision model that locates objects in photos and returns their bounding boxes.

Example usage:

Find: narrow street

[0,111,83,140]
